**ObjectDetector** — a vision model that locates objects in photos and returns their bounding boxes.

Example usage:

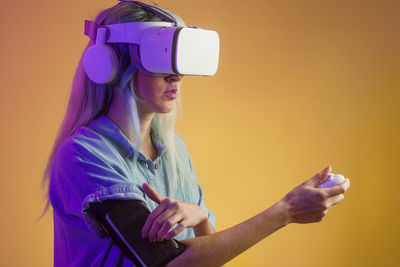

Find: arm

[89,199,187,267]
[166,200,288,267]
[141,183,215,242]
[167,166,351,267]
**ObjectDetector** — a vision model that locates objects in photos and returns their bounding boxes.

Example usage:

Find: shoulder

[173,133,192,158]
[73,126,113,153]
[57,128,89,154]
[173,133,197,171]
[55,126,115,168]
[52,126,132,187]
[173,133,186,149]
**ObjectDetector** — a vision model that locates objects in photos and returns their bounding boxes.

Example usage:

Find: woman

[41,1,350,266]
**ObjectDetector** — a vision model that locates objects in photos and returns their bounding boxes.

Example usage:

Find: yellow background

[0,0,399,266]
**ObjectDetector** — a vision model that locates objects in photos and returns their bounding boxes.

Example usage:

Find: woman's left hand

[141,183,208,242]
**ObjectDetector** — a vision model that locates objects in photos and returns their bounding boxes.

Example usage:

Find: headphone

[83,0,186,86]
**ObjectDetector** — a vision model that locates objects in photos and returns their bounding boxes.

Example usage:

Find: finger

[165,223,186,240]
[148,208,176,242]
[142,200,169,238]
[304,166,332,187]
[142,183,166,204]
[292,209,328,223]
[326,194,345,207]
[325,178,350,197]
[157,214,183,241]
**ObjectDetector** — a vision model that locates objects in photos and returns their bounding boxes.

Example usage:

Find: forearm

[167,201,290,267]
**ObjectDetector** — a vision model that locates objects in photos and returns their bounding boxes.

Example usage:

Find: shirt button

[145,163,149,168]
[155,163,159,169]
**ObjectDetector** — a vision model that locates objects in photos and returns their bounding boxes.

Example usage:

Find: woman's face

[133,70,183,114]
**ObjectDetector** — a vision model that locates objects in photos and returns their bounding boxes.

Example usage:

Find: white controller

[318,173,345,188]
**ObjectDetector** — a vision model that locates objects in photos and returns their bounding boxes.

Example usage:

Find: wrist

[269,200,292,227]
[193,214,214,236]
[195,207,208,226]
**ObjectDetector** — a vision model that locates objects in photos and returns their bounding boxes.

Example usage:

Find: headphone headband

[85,0,186,42]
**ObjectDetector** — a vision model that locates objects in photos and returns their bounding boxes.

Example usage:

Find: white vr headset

[83,0,220,85]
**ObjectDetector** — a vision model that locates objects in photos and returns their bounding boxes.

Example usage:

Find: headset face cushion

[84,44,119,84]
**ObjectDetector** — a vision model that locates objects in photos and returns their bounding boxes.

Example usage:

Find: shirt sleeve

[51,137,146,238]
[186,152,216,229]
[197,182,216,229]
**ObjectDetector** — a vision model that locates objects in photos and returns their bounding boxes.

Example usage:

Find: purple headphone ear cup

[83,43,120,84]
[106,45,122,84]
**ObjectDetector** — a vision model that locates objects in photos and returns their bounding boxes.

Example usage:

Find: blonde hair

[39,1,196,220]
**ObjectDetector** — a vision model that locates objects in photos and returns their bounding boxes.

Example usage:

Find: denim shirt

[49,114,216,267]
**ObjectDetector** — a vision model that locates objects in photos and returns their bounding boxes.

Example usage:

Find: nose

[165,74,183,83]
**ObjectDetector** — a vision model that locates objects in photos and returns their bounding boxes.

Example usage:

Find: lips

[165,88,177,93]
[164,88,178,99]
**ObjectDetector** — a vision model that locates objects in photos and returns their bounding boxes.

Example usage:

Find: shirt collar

[86,114,166,161]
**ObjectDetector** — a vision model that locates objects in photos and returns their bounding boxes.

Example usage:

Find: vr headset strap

[119,0,186,27]
[85,1,186,42]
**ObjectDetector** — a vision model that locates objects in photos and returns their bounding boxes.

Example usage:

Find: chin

[158,108,174,113]
[154,104,174,113]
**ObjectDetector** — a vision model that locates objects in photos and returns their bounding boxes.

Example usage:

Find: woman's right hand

[280,166,350,224]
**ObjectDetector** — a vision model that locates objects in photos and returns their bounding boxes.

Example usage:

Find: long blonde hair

[39,1,196,220]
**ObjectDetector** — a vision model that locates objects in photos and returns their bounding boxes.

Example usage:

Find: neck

[105,86,154,150]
